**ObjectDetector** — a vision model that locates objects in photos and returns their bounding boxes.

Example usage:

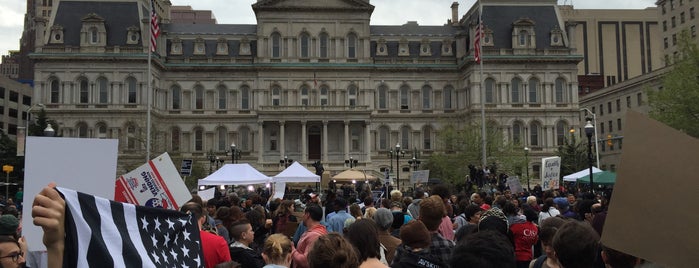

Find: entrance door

[308,126,321,160]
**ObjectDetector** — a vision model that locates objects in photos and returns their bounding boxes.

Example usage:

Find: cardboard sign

[541,156,561,190]
[410,170,430,184]
[506,176,523,194]
[180,159,193,176]
[114,152,190,210]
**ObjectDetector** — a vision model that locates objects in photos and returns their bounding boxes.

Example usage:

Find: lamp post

[230,143,240,163]
[407,149,420,171]
[394,143,405,191]
[207,151,216,174]
[2,165,13,201]
[280,155,293,168]
[44,123,55,137]
[580,108,600,168]
[215,156,224,170]
[345,156,358,168]
[584,119,595,193]
[524,147,530,191]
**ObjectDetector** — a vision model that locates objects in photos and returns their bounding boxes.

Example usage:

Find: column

[258,121,264,162]
[365,121,371,162]
[344,121,350,160]
[301,121,308,162]
[322,120,328,162]
[280,121,286,159]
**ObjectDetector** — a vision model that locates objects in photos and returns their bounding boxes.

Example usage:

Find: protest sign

[541,156,561,190]
[114,152,190,210]
[506,176,523,194]
[410,170,429,184]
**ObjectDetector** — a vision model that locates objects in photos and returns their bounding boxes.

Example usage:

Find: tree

[28,109,61,136]
[649,30,699,138]
[555,133,589,177]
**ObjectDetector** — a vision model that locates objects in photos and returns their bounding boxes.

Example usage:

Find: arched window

[556,121,569,146]
[319,32,329,58]
[241,86,250,110]
[272,86,281,106]
[347,33,357,58]
[217,127,227,151]
[401,126,410,149]
[194,128,203,151]
[300,32,310,58]
[301,85,309,106]
[97,77,108,103]
[194,85,204,109]
[126,77,137,104]
[378,85,388,109]
[485,78,496,103]
[400,85,410,110]
[50,78,60,103]
[530,122,540,146]
[78,122,89,138]
[423,126,432,150]
[271,32,281,58]
[511,78,522,103]
[320,86,328,106]
[379,126,389,150]
[78,78,89,103]
[422,85,432,109]
[513,122,523,145]
[443,86,453,109]
[171,85,181,109]
[217,85,227,109]
[555,78,566,103]
[348,85,357,106]
[528,77,539,103]
[97,124,107,139]
[171,127,180,151]
[90,27,99,44]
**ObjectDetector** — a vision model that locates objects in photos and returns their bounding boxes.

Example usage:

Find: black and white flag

[57,187,204,267]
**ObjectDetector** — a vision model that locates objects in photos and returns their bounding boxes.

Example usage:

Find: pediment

[253,0,374,12]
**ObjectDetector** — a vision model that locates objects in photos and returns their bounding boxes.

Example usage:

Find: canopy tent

[198,163,270,186]
[272,162,320,183]
[332,169,377,182]
[577,171,616,185]
[563,166,603,182]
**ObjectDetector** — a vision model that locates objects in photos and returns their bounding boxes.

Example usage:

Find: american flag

[150,0,160,52]
[474,21,483,63]
[57,187,204,268]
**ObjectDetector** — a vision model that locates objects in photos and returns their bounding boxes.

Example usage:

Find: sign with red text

[114,152,190,210]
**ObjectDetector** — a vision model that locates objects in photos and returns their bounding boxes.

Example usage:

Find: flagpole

[478,0,487,170]
[146,0,154,162]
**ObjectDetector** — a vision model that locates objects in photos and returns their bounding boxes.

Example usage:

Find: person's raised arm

[31,183,65,268]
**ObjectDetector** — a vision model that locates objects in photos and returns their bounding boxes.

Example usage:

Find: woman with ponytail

[262,234,293,268]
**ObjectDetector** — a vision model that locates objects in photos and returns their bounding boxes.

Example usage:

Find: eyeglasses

[0,252,23,262]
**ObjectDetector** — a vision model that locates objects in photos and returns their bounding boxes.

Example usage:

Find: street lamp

[44,123,55,137]
[215,156,224,170]
[584,119,595,193]
[408,149,421,171]
[345,156,358,168]
[3,165,13,201]
[524,147,530,191]
[394,143,405,191]
[230,143,240,163]
[207,151,216,174]
[280,155,293,168]
[580,108,600,168]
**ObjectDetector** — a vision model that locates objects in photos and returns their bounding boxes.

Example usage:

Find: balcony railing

[258,105,370,112]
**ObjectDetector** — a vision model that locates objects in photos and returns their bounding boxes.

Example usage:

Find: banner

[506,176,524,194]
[410,170,430,184]
[541,156,561,190]
[114,152,190,210]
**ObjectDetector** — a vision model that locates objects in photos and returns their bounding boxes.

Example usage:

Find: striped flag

[57,187,204,267]
[474,21,483,63]
[150,0,160,52]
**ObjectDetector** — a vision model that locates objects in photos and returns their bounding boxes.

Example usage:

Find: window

[347,33,357,59]
[400,85,409,109]
[195,86,204,110]
[270,130,278,151]
[127,77,137,104]
[379,127,389,150]
[218,127,227,151]
[217,86,227,109]
[672,16,676,28]
[401,126,410,148]
[600,104,604,115]
[681,12,686,23]
[637,92,642,106]
[171,86,181,109]
[378,85,387,109]
[608,120,613,132]
[320,86,328,106]
[422,85,432,109]
[555,78,565,103]
[319,33,329,58]
[484,78,495,103]
[239,127,250,151]
[194,128,203,151]
[351,127,360,151]
[300,33,310,58]
[528,78,539,103]
[626,96,631,108]
[9,91,18,102]
[79,78,89,103]
[662,4,667,14]
[348,85,357,106]
[0,87,4,98]
[671,0,676,9]
[301,86,309,106]
[664,38,669,49]
[663,21,668,32]
[616,99,621,112]
[8,108,17,118]
[23,96,31,106]
[617,118,622,131]
[50,79,60,103]
[272,86,281,106]
[511,78,522,103]
[691,7,696,19]
[693,26,697,37]
[443,86,453,109]
[530,123,540,146]
[519,30,528,46]
[592,106,596,114]
[556,121,568,146]
[512,122,523,145]
[171,127,180,151]
[423,127,432,150]
[673,34,677,46]
[90,27,98,44]
[601,122,605,134]
[78,123,88,138]
[97,124,107,139]
[607,102,612,114]
[618,138,623,150]
[241,86,250,109]
[97,77,108,103]
[271,32,281,58]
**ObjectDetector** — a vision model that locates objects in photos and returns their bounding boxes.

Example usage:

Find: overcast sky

[0,0,656,59]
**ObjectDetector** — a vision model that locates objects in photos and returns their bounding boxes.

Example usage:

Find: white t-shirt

[538,207,561,225]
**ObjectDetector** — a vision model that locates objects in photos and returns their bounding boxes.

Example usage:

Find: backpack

[532,255,547,268]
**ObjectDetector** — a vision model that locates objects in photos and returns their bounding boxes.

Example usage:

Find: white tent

[198,163,270,186]
[272,161,320,183]
[563,166,603,182]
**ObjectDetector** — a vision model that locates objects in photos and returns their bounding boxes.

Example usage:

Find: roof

[477,5,563,50]
[371,24,458,37]
[162,24,257,35]
[52,1,141,47]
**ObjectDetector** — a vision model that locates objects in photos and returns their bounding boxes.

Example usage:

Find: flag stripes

[150,0,160,52]
[474,22,482,63]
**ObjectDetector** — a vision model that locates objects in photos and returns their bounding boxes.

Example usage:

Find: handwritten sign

[541,156,561,190]
[410,170,430,184]
[506,176,524,194]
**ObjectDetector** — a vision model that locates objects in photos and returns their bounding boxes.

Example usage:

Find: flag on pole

[57,187,204,267]
[150,0,160,52]
[474,21,483,63]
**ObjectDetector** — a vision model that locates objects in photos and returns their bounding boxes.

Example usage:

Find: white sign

[506,176,524,194]
[541,156,562,190]
[410,170,430,184]
[23,137,119,251]
[273,182,286,199]
[197,187,216,202]
[114,152,191,211]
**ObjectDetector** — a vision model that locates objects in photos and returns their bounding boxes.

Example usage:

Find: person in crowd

[390,190,402,203]
[229,219,265,268]
[30,184,64,267]
[326,198,354,234]
[205,200,219,231]
[450,230,516,268]
[181,202,232,268]
[291,204,327,268]
[511,207,538,268]
[373,208,401,264]
[247,205,272,253]
[526,196,540,212]
[363,196,375,214]
[554,197,576,219]
[453,204,483,242]
[0,235,25,268]
[215,206,232,244]
[350,203,364,220]
[364,207,377,220]
[261,234,293,268]
[346,219,389,267]
[477,207,511,240]
[392,220,444,268]
[272,200,297,235]
[308,233,359,268]
[590,203,607,237]
[566,194,577,210]
[552,220,600,268]
[503,201,526,226]
[406,190,424,219]
[529,216,567,268]
[430,185,455,241]
[538,198,560,225]
[393,195,455,266]
[600,244,641,268]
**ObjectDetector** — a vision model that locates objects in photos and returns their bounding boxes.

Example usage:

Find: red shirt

[510,221,538,261]
[200,230,232,268]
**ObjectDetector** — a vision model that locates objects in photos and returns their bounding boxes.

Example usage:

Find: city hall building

[30,0,584,187]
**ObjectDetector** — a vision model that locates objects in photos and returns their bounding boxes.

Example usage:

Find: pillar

[301,120,308,162]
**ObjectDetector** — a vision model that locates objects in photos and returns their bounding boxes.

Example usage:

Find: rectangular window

[673,34,677,46]
[608,120,613,132]
[0,106,4,115]
[600,104,604,116]
[9,91,18,102]
[691,7,696,19]
[626,96,631,108]
[9,108,17,118]
[664,38,669,48]
[592,106,595,114]
[23,96,31,106]
[681,12,686,23]
[617,118,622,131]
[608,102,612,114]
[0,87,4,98]
[672,16,676,28]
[616,99,621,112]
[601,122,605,134]
[693,26,697,37]
[637,92,642,106]
[663,21,668,32]
[378,88,387,109]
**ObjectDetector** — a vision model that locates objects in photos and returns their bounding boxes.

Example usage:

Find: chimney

[451,2,459,25]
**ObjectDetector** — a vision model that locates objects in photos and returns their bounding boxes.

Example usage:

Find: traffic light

[607,134,613,147]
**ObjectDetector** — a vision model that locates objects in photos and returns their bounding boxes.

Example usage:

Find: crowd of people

[18,180,664,268]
